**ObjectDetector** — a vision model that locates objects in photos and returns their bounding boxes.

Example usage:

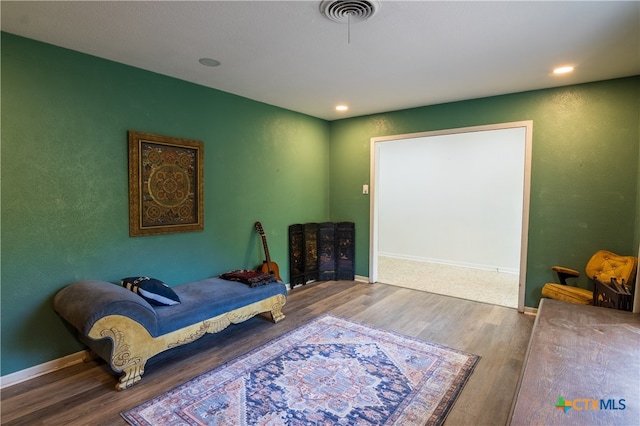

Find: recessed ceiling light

[553,66,574,74]
[199,58,221,67]
[336,105,349,111]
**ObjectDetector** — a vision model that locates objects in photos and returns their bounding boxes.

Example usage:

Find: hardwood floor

[1,281,534,425]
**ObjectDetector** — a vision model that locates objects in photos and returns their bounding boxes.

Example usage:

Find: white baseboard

[378,252,519,275]
[523,306,538,316]
[354,275,369,283]
[0,349,90,390]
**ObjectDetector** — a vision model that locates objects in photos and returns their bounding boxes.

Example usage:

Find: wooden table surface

[510,298,640,425]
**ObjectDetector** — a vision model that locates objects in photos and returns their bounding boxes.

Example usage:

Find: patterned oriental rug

[122,315,479,426]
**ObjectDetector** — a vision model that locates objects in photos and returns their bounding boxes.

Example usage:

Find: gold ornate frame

[128,131,204,237]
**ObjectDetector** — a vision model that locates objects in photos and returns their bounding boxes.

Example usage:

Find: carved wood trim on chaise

[54,278,286,390]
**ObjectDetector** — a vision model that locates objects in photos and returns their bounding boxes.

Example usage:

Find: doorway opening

[369,121,532,312]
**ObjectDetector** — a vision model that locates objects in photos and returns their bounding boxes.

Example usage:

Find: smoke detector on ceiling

[320,0,381,24]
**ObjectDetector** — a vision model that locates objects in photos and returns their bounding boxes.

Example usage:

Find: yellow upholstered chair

[541,250,637,309]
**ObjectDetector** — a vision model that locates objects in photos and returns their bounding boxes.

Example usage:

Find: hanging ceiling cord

[320,0,381,44]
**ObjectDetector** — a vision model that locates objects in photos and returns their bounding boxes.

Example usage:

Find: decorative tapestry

[128,131,204,237]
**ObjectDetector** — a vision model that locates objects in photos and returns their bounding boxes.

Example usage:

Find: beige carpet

[377,256,519,308]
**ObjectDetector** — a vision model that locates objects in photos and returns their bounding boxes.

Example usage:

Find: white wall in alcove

[374,126,527,273]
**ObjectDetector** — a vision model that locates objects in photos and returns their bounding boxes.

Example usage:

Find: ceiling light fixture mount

[199,58,221,67]
[320,0,381,43]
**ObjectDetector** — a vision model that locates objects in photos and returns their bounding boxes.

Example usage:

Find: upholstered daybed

[53,277,286,390]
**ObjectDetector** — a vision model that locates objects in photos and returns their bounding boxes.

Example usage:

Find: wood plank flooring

[1,281,534,425]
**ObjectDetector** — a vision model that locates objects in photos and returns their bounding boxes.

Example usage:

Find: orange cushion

[585,250,637,288]
[541,283,593,305]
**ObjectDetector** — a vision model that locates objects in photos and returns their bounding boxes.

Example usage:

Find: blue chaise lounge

[53,277,287,390]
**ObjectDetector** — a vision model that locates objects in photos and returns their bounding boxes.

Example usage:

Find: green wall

[329,77,640,308]
[2,31,639,377]
[1,33,330,376]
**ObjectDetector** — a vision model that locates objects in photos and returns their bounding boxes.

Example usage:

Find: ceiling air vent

[320,0,381,24]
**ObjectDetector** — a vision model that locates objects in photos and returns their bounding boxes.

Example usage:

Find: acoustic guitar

[255,221,282,281]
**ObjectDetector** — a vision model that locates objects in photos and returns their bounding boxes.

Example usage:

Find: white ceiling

[2,1,639,121]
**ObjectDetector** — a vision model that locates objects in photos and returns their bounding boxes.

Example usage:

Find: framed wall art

[128,131,204,237]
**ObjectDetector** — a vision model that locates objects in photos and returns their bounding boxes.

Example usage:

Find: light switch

[362,184,369,195]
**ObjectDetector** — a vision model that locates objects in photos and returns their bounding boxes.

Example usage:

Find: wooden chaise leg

[91,323,150,391]
[117,362,146,391]
[270,295,286,323]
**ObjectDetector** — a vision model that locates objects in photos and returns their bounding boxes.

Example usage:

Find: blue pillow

[120,277,180,306]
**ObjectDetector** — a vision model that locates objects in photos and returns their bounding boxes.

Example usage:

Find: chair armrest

[551,266,580,285]
[552,266,579,276]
